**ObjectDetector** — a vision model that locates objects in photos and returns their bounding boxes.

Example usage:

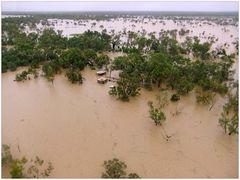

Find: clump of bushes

[65,68,83,84]
[15,67,39,82]
[170,94,180,102]
[148,101,166,126]
[2,144,53,178]
[148,93,169,126]
[219,92,238,135]
[101,158,140,178]
[109,72,141,101]
[195,88,216,105]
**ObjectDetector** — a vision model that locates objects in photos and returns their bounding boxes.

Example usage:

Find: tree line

[2,16,238,135]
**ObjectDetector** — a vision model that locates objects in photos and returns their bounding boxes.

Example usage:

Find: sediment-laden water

[2,67,238,178]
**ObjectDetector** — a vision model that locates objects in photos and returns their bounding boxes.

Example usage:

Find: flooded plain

[25,17,239,54]
[2,15,239,178]
[2,66,238,178]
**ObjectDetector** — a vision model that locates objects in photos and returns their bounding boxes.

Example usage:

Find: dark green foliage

[15,67,39,82]
[8,62,17,72]
[128,173,141,178]
[65,68,83,84]
[2,36,44,72]
[171,94,180,102]
[2,49,18,72]
[15,70,29,82]
[174,78,194,95]
[39,28,67,49]
[101,158,140,178]
[2,17,22,45]
[60,48,87,70]
[110,46,233,100]
[82,49,97,66]
[136,36,148,51]
[109,72,141,101]
[122,47,141,54]
[111,56,129,70]
[147,53,172,87]
[68,30,111,51]
[102,158,127,178]
[95,54,110,69]
[192,41,211,60]
[42,61,61,82]
[42,64,54,81]
[109,53,146,101]
[191,60,232,95]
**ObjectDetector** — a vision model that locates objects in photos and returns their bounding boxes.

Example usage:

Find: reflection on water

[2,67,238,178]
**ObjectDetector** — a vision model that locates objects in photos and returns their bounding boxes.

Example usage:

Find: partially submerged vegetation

[219,89,238,135]
[2,14,238,134]
[1,12,239,178]
[148,93,169,126]
[2,145,53,178]
[15,67,38,82]
[101,158,140,178]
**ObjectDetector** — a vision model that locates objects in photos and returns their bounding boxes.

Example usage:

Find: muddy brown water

[2,66,238,178]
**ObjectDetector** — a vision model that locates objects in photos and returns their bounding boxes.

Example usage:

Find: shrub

[101,158,140,178]
[2,144,13,166]
[102,158,127,178]
[195,88,216,105]
[2,145,53,178]
[148,101,166,126]
[171,94,180,102]
[219,93,238,135]
[65,68,83,84]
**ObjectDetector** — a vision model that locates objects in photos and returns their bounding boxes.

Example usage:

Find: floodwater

[25,17,238,54]
[2,67,238,178]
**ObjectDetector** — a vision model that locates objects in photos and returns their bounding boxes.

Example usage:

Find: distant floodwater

[21,16,238,55]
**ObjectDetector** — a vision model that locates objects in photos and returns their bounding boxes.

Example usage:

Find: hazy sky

[2,1,239,12]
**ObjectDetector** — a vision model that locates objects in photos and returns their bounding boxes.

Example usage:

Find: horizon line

[2,10,239,12]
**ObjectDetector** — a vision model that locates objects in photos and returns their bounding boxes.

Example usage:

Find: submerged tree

[42,63,56,82]
[65,68,83,84]
[148,101,166,126]
[148,93,169,126]
[94,54,110,69]
[10,157,28,178]
[59,48,87,70]
[2,144,13,166]
[101,158,140,178]
[195,87,216,110]
[192,41,211,60]
[15,67,39,82]
[109,71,141,101]
[15,70,29,82]
[2,145,53,178]
[171,94,180,102]
[219,92,238,135]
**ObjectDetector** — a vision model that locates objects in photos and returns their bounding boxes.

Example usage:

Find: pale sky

[1,1,239,12]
